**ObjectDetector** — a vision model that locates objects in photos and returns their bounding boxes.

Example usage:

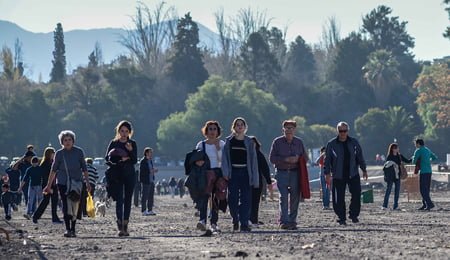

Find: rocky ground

[1,190,450,259]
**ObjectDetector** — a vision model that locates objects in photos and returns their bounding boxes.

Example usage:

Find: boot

[123,220,129,236]
[70,220,77,237]
[117,220,124,237]
[63,216,71,237]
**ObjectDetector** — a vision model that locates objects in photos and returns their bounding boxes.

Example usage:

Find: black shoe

[418,205,426,211]
[63,231,72,237]
[287,224,298,230]
[52,218,63,224]
[240,226,251,232]
[233,223,239,231]
[5,215,11,220]
[425,204,435,211]
[338,219,347,225]
[351,217,359,223]
[70,230,76,237]
[32,218,38,224]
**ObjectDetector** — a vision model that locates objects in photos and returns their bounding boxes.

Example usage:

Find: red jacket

[298,156,311,199]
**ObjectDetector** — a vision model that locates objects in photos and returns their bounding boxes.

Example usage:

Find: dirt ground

[1,190,450,259]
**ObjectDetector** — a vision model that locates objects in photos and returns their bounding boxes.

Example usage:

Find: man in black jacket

[139,147,157,216]
[324,122,368,225]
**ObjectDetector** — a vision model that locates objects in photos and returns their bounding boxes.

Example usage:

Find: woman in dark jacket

[382,143,411,210]
[32,147,61,223]
[250,136,272,227]
[105,120,138,236]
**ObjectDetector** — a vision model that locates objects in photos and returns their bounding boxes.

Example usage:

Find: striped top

[87,164,99,186]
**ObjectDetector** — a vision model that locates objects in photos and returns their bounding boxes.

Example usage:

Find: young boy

[19,156,43,219]
[2,183,14,220]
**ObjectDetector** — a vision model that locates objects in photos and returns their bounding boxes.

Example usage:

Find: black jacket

[139,157,153,184]
[256,150,272,187]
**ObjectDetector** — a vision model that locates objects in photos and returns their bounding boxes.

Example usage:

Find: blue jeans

[320,175,330,208]
[27,185,43,215]
[419,173,434,208]
[228,167,251,227]
[196,195,209,222]
[383,179,400,209]
[275,170,300,225]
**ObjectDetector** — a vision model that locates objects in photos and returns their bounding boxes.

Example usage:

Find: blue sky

[1,0,449,60]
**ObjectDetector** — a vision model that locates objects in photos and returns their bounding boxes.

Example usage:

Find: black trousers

[419,173,434,208]
[33,185,60,221]
[141,182,155,212]
[250,187,262,224]
[77,184,88,219]
[332,176,361,221]
[134,182,141,207]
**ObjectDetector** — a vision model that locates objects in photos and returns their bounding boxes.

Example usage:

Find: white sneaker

[210,224,220,233]
[197,220,206,231]
[147,210,156,216]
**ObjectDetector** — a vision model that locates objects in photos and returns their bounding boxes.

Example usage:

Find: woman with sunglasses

[194,120,225,233]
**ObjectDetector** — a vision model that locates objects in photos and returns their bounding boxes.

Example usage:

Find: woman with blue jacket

[222,117,259,232]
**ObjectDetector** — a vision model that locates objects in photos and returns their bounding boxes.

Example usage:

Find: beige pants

[67,199,80,221]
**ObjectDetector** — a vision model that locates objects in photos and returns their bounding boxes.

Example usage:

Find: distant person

[12,150,35,205]
[324,121,368,225]
[382,143,411,210]
[155,181,162,196]
[33,147,62,224]
[177,178,185,198]
[269,120,307,230]
[222,117,259,232]
[5,161,21,206]
[140,147,157,216]
[169,177,177,198]
[43,130,91,238]
[27,144,34,152]
[105,120,138,236]
[2,183,14,220]
[86,158,99,198]
[195,120,225,233]
[315,146,330,210]
[250,136,272,227]
[19,156,43,220]
[412,139,437,211]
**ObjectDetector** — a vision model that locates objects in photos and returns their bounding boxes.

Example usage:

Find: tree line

[0,2,448,162]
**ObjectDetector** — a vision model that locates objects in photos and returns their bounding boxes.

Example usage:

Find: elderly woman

[43,130,91,238]
[222,117,259,232]
[105,120,137,236]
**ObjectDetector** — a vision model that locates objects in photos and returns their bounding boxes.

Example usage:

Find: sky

[0,0,449,61]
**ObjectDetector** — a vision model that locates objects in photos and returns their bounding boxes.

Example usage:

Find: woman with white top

[195,120,225,233]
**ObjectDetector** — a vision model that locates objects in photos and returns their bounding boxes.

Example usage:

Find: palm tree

[363,49,401,108]
[385,106,416,147]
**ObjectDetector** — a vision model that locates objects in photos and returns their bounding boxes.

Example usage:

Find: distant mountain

[0,20,221,82]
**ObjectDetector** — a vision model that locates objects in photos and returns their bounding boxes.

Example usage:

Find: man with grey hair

[324,121,367,225]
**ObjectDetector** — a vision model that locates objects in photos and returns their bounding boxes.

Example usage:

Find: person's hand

[223,176,229,181]
[286,156,298,164]
[325,174,332,188]
[268,183,273,192]
[43,185,51,194]
[153,168,158,173]
[86,183,92,194]
[121,156,130,162]
[125,142,133,151]
[363,171,368,181]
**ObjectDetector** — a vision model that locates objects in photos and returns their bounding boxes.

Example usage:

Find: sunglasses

[338,129,348,133]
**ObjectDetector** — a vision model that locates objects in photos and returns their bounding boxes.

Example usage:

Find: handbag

[86,192,95,218]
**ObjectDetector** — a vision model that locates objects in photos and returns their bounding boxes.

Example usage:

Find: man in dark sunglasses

[324,121,368,225]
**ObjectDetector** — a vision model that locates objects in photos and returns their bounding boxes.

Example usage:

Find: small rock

[235,251,248,258]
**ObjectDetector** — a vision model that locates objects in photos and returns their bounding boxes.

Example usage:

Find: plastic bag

[86,192,95,218]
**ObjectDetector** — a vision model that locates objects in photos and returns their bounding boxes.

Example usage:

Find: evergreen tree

[166,13,208,93]
[284,36,316,87]
[50,23,67,83]
[238,32,281,92]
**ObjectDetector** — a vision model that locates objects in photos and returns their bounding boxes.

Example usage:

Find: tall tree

[238,32,280,92]
[284,36,316,87]
[50,23,67,83]
[362,5,414,56]
[120,1,177,76]
[363,49,402,108]
[444,0,450,39]
[166,13,209,93]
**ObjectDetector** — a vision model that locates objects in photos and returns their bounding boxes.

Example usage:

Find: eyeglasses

[338,129,348,133]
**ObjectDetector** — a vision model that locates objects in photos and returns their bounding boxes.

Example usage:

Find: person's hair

[27,144,34,150]
[415,138,424,146]
[31,156,39,164]
[201,121,222,138]
[320,146,326,152]
[387,143,398,157]
[336,121,350,131]
[85,157,93,164]
[114,120,133,140]
[251,136,261,151]
[282,120,297,128]
[231,117,247,134]
[58,130,76,145]
[40,147,55,166]
[143,147,153,156]
[2,183,9,189]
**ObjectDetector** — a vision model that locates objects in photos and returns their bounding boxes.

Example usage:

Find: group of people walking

[1,117,439,238]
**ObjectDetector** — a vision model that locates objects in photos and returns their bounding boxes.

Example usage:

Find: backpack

[184,141,209,175]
